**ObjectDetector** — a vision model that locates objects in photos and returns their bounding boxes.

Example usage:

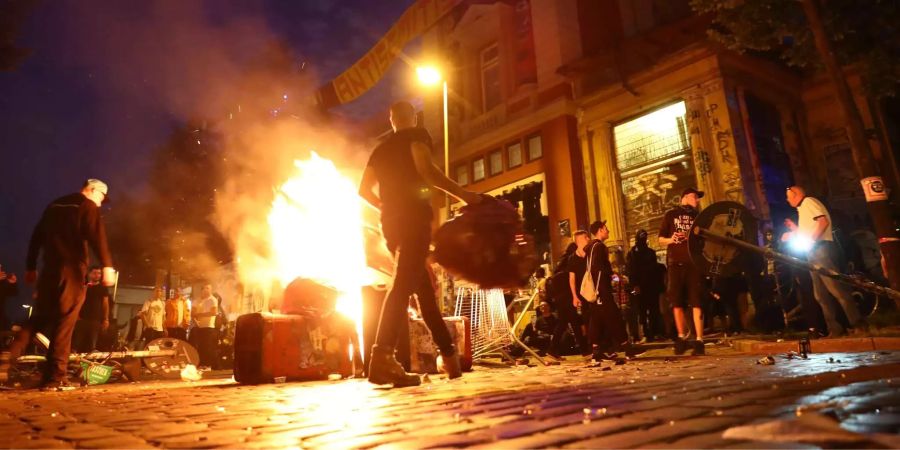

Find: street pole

[800,0,900,305]
[442,80,451,314]
[443,81,451,216]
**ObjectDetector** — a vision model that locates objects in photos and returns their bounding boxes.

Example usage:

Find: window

[480,44,501,112]
[527,135,542,161]
[507,142,522,168]
[489,150,503,176]
[456,165,469,186]
[473,157,486,182]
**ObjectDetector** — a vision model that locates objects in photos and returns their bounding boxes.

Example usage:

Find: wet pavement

[1,347,899,449]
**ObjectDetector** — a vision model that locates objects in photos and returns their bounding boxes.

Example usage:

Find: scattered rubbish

[776,338,785,343]
[757,355,776,365]
[614,359,626,366]
[828,357,835,363]
[327,373,342,381]
[601,367,612,371]
[273,376,286,384]
[180,364,202,382]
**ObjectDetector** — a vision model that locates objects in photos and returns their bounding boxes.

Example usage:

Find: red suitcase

[409,316,472,374]
[234,312,353,384]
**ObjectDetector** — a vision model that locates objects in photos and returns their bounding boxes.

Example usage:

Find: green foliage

[690,0,900,97]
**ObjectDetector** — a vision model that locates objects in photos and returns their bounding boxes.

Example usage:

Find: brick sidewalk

[1,350,898,448]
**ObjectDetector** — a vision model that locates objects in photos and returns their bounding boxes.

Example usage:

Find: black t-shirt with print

[658,205,698,264]
[365,127,434,222]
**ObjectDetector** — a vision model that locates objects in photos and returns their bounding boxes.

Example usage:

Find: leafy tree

[690,0,900,96]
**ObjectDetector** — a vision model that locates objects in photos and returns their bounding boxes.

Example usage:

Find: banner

[315,0,463,109]
[512,0,537,88]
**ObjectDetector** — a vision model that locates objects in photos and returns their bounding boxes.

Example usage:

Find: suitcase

[409,316,472,374]
[234,312,353,384]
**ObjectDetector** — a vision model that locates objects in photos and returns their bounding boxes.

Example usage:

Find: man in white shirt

[140,287,166,346]
[191,284,218,369]
[786,186,864,336]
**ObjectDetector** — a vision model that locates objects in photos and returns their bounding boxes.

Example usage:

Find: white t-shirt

[797,196,833,242]
[141,298,165,331]
[194,295,218,329]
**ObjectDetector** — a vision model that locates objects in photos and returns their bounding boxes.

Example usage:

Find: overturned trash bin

[234,278,356,384]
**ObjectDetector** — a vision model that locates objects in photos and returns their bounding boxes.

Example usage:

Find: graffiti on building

[696,150,711,177]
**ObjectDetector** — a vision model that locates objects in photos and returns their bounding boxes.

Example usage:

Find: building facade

[419,0,897,273]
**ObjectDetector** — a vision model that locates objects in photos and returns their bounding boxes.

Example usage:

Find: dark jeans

[191,327,218,368]
[73,319,102,353]
[167,327,187,341]
[586,297,628,354]
[634,288,663,339]
[550,299,588,356]
[143,328,164,347]
[376,214,453,355]
[8,265,86,382]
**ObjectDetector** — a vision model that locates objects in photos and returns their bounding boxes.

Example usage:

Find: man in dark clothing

[626,230,663,341]
[72,266,110,352]
[0,264,18,332]
[583,220,631,361]
[7,179,115,391]
[359,101,482,387]
[547,232,590,360]
[659,187,706,355]
[519,301,556,355]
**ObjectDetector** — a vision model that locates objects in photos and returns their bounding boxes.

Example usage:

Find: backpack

[580,243,601,302]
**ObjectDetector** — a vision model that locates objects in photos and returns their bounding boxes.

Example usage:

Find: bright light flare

[416,66,442,86]
[268,152,374,342]
[789,235,814,253]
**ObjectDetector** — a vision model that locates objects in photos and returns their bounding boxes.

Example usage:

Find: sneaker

[674,337,688,355]
[40,380,78,392]
[692,340,705,356]
[624,345,645,359]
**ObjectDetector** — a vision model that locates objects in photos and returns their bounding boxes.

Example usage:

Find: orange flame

[267,152,376,340]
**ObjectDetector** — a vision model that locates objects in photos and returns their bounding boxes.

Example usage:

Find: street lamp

[416,65,451,221]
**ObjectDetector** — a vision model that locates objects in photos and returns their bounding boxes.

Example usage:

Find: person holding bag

[581,220,633,362]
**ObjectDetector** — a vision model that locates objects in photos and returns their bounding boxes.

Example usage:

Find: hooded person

[626,229,664,341]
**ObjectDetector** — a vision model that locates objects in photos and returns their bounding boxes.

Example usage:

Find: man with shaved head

[786,185,866,336]
[359,100,482,387]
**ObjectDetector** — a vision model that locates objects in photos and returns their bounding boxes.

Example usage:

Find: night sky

[0,0,418,289]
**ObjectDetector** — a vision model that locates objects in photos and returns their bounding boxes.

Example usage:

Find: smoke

[56,0,383,305]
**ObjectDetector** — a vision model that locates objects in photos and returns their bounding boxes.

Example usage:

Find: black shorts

[666,261,703,308]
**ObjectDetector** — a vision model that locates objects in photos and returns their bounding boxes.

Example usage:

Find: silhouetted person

[7,179,115,391]
[358,101,482,387]
[72,266,110,352]
[548,232,590,360]
[626,230,664,341]
[583,220,630,361]
[0,263,18,332]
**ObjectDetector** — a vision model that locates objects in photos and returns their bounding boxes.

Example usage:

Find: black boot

[368,345,421,387]
[438,346,462,379]
[674,337,688,355]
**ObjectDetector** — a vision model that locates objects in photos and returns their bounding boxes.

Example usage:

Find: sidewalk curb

[730,337,900,354]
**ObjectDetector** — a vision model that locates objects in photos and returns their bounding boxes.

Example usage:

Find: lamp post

[416,65,451,221]
[417,65,452,312]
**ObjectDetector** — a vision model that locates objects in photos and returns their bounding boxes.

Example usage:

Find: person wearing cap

[6,179,115,391]
[658,187,706,355]
[583,220,634,361]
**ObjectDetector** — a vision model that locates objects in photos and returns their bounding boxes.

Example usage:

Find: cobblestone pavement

[1,348,899,449]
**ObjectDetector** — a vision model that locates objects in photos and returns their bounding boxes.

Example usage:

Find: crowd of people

[520,185,876,362]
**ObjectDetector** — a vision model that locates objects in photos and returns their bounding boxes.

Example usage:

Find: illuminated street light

[416,66,442,86]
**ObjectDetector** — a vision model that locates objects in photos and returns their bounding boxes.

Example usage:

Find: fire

[267,152,375,338]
